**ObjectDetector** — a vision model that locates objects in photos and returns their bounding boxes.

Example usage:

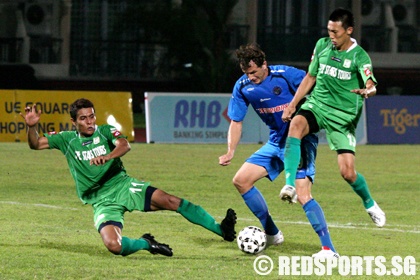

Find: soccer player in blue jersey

[219,43,338,258]
[21,99,237,257]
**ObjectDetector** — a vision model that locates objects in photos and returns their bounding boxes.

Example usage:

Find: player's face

[242,60,268,84]
[72,107,96,137]
[327,21,353,50]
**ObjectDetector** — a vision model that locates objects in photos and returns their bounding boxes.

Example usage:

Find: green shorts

[301,99,360,152]
[92,176,155,231]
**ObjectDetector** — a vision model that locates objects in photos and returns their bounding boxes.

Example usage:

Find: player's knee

[232,176,249,194]
[103,238,122,255]
[340,170,356,183]
[159,192,181,210]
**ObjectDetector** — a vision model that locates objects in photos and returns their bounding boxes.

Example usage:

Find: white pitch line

[0,200,79,211]
[1,201,419,234]
[136,211,420,234]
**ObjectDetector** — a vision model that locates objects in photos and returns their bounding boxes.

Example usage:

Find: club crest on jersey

[93,137,100,144]
[343,59,352,68]
[273,86,282,95]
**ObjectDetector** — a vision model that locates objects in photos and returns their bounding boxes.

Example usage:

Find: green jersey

[45,125,127,205]
[307,37,377,125]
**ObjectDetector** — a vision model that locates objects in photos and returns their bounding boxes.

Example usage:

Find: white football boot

[312,247,340,259]
[279,185,298,204]
[266,230,284,247]
[366,201,386,227]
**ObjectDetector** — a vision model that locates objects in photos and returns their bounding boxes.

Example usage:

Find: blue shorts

[246,134,318,182]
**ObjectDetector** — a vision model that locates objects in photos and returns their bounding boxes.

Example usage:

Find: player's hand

[20,104,42,127]
[282,105,296,122]
[90,155,110,166]
[351,86,376,99]
[219,154,233,166]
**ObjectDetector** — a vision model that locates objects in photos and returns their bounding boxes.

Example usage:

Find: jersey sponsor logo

[93,137,100,144]
[343,59,352,68]
[256,103,288,114]
[246,87,255,91]
[363,66,372,76]
[260,98,271,102]
[319,63,351,80]
[74,145,107,161]
[273,86,282,95]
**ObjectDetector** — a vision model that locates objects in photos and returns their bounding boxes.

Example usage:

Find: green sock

[284,137,301,186]
[177,199,223,236]
[350,172,374,209]
[119,236,149,256]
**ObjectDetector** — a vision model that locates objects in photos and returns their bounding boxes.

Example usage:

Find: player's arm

[90,138,131,166]
[219,120,242,166]
[282,73,316,122]
[20,104,50,150]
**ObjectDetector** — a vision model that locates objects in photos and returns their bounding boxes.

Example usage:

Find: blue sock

[303,199,336,252]
[242,186,279,235]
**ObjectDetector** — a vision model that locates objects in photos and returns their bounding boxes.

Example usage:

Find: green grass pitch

[0,143,419,279]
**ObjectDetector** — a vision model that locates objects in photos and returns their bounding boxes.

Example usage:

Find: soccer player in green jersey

[280,8,386,228]
[21,98,237,257]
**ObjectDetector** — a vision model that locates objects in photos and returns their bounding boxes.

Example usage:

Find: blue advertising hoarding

[144,92,367,144]
[145,92,268,143]
[366,96,420,144]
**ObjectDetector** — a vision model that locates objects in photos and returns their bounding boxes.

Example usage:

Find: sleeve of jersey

[101,125,127,145]
[308,39,323,76]
[44,132,67,152]
[357,52,378,86]
[227,82,249,122]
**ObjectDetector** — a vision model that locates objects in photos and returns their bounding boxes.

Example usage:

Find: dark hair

[329,8,354,29]
[70,98,95,119]
[235,43,266,70]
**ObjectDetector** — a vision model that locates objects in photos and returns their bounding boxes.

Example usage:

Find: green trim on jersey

[307,37,377,123]
[45,125,128,204]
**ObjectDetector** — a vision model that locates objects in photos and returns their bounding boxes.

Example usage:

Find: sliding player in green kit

[21,98,236,257]
[280,8,385,229]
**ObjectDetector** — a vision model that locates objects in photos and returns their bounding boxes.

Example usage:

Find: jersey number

[347,134,356,147]
[129,182,144,193]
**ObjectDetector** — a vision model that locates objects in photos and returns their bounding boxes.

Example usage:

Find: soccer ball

[237,226,267,254]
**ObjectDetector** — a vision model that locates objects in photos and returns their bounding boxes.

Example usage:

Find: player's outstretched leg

[141,233,173,257]
[220,208,237,241]
[177,199,236,241]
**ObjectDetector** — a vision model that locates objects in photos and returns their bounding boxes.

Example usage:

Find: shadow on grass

[39,240,109,257]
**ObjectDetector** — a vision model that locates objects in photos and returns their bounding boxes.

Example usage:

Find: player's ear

[346,26,353,36]
[262,61,267,69]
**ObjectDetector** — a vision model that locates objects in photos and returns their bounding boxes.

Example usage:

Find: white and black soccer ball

[237,226,267,254]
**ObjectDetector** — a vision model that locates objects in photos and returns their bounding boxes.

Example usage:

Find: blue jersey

[229,65,306,143]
